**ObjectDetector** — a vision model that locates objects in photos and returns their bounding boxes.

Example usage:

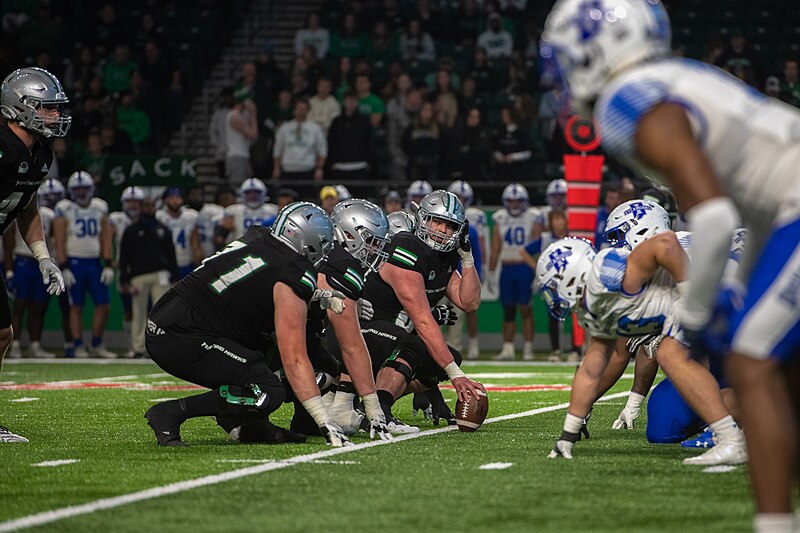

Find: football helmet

[546,178,568,210]
[415,190,465,253]
[540,0,671,113]
[502,183,529,216]
[334,184,352,201]
[1,67,71,137]
[387,211,416,236]
[535,237,596,320]
[67,170,94,207]
[406,180,433,209]
[604,199,671,250]
[239,177,268,209]
[729,228,746,262]
[38,178,65,208]
[121,186,146,218]
[447,180,474,208]
[331,199,391,272]
[271,201,335,267]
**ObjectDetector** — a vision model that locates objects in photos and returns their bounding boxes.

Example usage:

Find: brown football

[455,389,489,432]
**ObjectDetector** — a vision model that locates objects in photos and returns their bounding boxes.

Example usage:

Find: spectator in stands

[288,69,312,100]
[387,82,420,180]
[132,12,158,52]
[432,69,460,129]
[224,94,258,186]
[330,13,366,58]
[298,45,324,87]
[413,0,448,41]
[384,190,403,213]
[129,70,155,118]
[469,47,494,93]
[509,50,536,93]
[477,13,513,60]
[765,76,781,98]
[116,91,152,152]
[328,91,372,182]
[319,186,339,215]
[493,106,531,181]
[456,0,482,45]
[50,138,76,179]
[274,188,299,210]
[91,4,125,56]
[449,107,491,182]
[100,124,134,155]
[460,76,487,116]
[267,89,293,130]
[521,19,540,59]
[399,18,436,63]
[272,97,327,184]
[71,96,103,140]
[103,44,138,96]
[402,100,446,180]
[779,57,800,108]
[294,12,330,59]
[366,19,401,65]
[63,46,102,98]
[715,28,760,87]
[594,183,621,249]
[139,40,173,95]
[354,74,385,128]
[78,132,106,184]
[17,3,62,59]
[234,61,259,104]
[333,56,355,100]
[382,0,406,30]
[209,87,234,179]
[308,76,340,133]
[255,42,284,96]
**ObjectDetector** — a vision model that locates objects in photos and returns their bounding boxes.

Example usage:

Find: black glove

[579,408,592,441]
[432,303,458,326]
[458,219,471,254]
[424,386,456,426]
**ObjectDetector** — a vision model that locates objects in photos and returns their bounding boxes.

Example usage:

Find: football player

[54,171,115,359]
[405,179,432,212]
[387,211,416,236]
[360,190,485,431]
[0,67,67,442]
[156,187,200,279]
[218,178,278,244]
[489,183,540,360]
[144,202,351,447]
[186,184,224,260]
[543,1,800,526]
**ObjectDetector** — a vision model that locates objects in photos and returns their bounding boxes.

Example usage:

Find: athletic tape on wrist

[444,361,466,381]
[30,240,50,262]
[301,395,332,427]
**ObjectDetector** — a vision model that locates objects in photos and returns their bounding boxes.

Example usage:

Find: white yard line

[0,391,629,532]
[9,397,40,403]
[478,462,514,470]
[31,460,80,468]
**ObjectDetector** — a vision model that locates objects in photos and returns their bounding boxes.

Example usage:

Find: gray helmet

[415,190,465,252]
[271,201,335,267]
[387,211,416,237]
[1,67,71,138]
[331,199,391,272]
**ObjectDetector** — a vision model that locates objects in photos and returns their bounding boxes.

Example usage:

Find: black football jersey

[173,226,317,348]
[319,242,367,302]
[0,123,54,234]
[362,232,459,325]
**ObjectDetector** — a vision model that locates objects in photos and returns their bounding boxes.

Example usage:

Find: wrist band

[444,361,466,381]
[29,240,50,262]
[301,395,331,427]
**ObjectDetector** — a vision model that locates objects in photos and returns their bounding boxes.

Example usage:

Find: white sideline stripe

[31,460,80,468]
[0,391,629,532]
[479,462,513,470]
[216,459,361,465]
[9,397,40,403]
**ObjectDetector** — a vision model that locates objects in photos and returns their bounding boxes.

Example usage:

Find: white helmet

[121,186,146,218]
[331,199,391,272]
[334,184,352,201]
[240,177,268,209]
[387,211,416,236]
[271,201,335,267]
[415,190,466,252]
[535,237,596,320]
[406,180,433,209]
[67,171,94,207]
[1,67,71,138]
[502,183,529,216]
[38,178,65,208]
[447,180,474,208]
[546,178,568,210]
[541,0,671,113]
[604,199,671,250]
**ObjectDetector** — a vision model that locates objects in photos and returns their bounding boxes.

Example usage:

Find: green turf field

[0,360,752,532]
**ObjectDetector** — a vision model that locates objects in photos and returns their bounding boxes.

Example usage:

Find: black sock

[377,389,395,419]
[177,389,222,420]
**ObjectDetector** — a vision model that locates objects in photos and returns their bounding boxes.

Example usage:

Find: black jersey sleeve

[319,244,366,301]
[384,233,429,276]
[280,261,318,302]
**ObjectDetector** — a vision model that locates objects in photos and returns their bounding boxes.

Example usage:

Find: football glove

[367,412,393,441]
[100,266,115,286]
[431,303,458,326]
[331,402,365,435]
[612,403,640,430]
[357,298,374,321]
[312,289,347,315]
[579,408,592,440]
[319,421,353,447]
[547,430,580,459]
[457,220,474,269]
[424,386,456,426]
[41,259,66,294]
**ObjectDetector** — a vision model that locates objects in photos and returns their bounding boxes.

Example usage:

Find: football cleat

[145,403,187,447]
[682,435,747,466]
[8,340,21,359]
[236,419,307,444]
[681,428,715,449]
[29,342,54,359]
[467,339,480,360]
[0,425,28,443]
[73,346,90,359]
[387,417,420,434]
[492,345,516,361]
[89,345,116,359]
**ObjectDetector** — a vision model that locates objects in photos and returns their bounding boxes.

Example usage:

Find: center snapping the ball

[455,389,489,432]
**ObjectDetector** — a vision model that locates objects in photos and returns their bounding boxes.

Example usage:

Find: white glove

[612,392,645,430]
[312,289,346,315]
[40,259,66,294]
[319,421,353,447]
[331,402,365,435]
[367,412,393,441]
[357,298,374,321]
[100,266,115,286]
[486,270,497,293]
[548,439,574,459]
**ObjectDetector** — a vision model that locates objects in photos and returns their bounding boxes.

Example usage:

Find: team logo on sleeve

[391,246,418,267]
[546,249,571,274]
[301,270,317,291]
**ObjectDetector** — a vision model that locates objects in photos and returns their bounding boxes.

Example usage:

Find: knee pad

[381,353,416,384]
[503,305,516,322]
[219,383,284,417]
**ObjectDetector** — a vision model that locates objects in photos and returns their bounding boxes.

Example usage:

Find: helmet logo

[623,201,652,220]
[547,248,572,273]
[576,0,604,41]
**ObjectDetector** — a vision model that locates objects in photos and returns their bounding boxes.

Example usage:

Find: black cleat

[239,419,307,444]
[145,403,187,447]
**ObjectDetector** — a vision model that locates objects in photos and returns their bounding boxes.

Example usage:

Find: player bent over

[144,202,350,447]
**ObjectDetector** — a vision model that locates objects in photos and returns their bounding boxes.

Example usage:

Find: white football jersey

[223,203,279,243]
[578,231,693,340]
[492,207,542,263]
[156,207,199,268]
[596,57,800,228]
[13,206,55,258]
[466,206,489,257]
[55,198,109,258]
[108,211,132,260]
[196,203,225,258]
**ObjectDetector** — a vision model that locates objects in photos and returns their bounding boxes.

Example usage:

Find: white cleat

[682,437,747,466]
[73,346,90,359]
[0,425,29,443]
[566,351,581,363]
[466,339,480,360]
[7,340,21,359]
[547,350,563,362]
[387,418,420,435]
[29,341,55,359]
[492,346,516,361]
[89,345,117,359]
[522,350,535,361]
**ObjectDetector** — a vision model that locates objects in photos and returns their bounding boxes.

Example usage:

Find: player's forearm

[415,318,455,369]
[330,308,377,397]
[281,353,323,403]
[456,268,481,312]
[18,208,45,249]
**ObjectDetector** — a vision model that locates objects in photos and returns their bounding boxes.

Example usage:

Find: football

[455,389,489,432]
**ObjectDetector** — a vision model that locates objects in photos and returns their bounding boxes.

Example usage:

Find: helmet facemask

[416,214,462,252]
